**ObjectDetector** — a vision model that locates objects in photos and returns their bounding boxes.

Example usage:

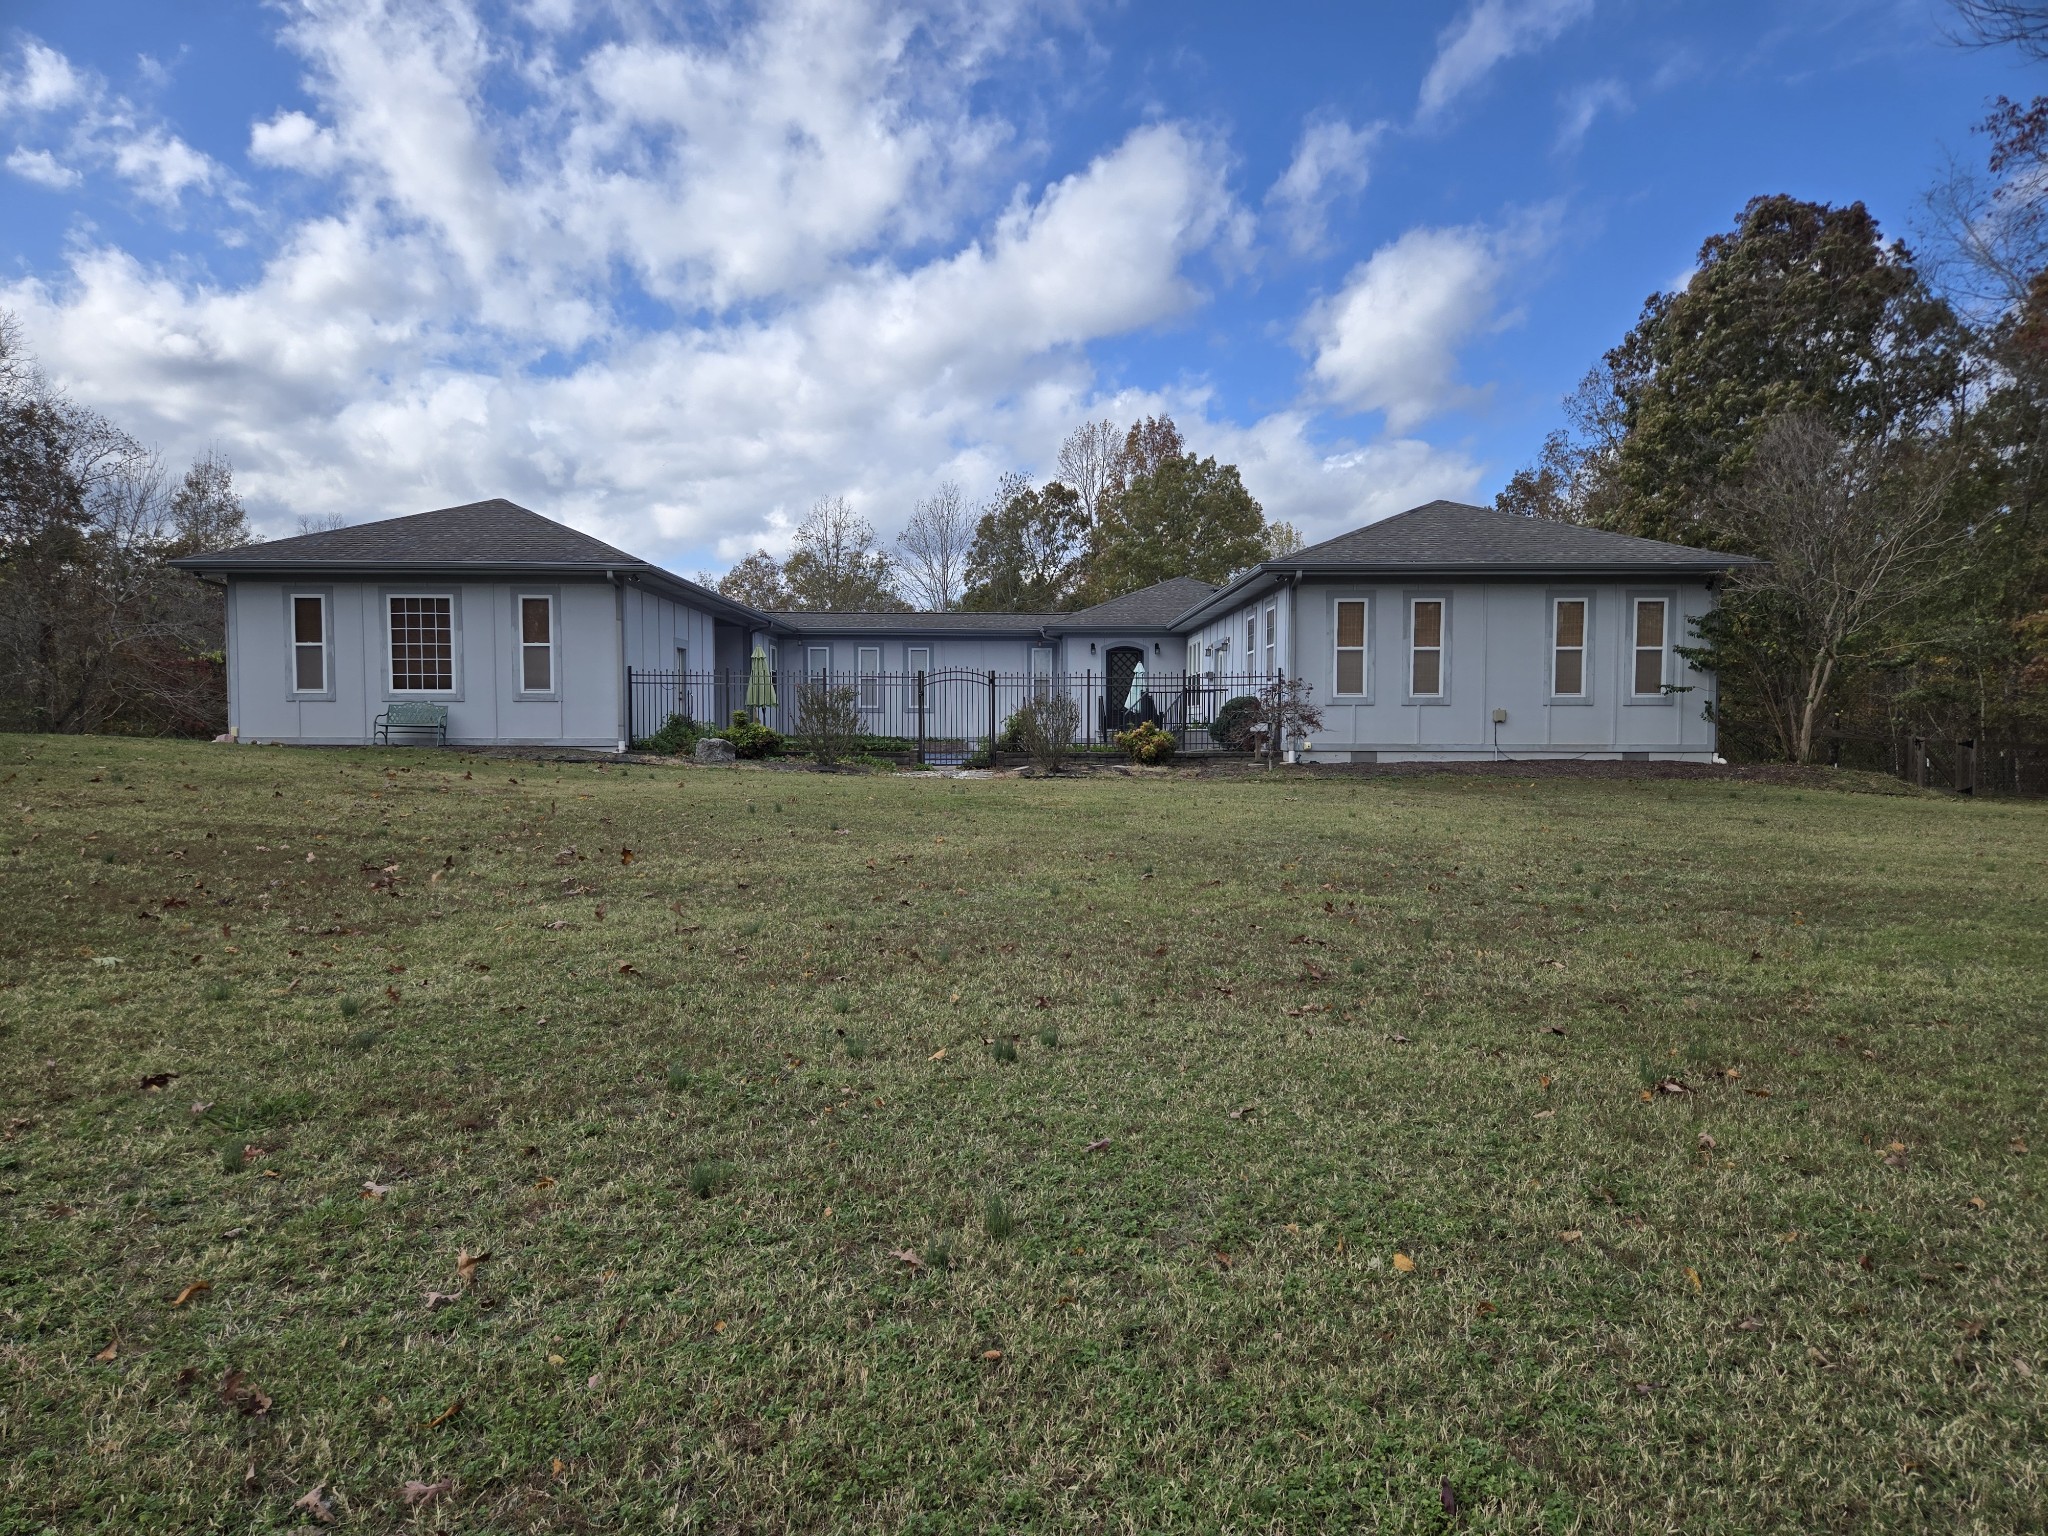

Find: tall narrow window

[519,595,553,692]
[807,645,831,681]
[1029,646,1054,698]
[857,645,882,708]
[389,595,453,691]
[906,646,930,677]
[1187,638,1203,677]
[1633,598,1667,696]
[1334,599,1366,696]
[1263,603,1277,677]
[1553,598,1587,697]
[1410,599,1443,697]
[291,594,326,693]
[1244,611,1256,675]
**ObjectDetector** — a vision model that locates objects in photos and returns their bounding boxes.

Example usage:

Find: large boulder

[693,737,737,764]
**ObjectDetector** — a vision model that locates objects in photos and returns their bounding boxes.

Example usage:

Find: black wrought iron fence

[627,668,1276,762]
[1824,732,2048,797]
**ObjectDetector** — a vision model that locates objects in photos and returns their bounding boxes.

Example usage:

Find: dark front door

[1103,646,1143,733]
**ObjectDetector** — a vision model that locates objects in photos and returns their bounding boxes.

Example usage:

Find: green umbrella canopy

[745,643,778,711]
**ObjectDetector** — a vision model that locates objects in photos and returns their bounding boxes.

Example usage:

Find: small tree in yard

[1226,674,1324,766]
[794,681,862,766]
[1010,693,1080,773]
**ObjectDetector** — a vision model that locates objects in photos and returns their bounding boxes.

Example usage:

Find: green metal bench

[373,701,449,746]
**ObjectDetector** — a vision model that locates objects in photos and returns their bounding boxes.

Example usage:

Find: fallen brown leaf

[360,1181,392,1200]
[1392,1252,1416,1273]
[456,1247,491,1286]
[980,1349,1003,1361]
[887,1247,925,1271]
[218,1368,272,1416]
[292,1484,336,1525]
[422,1290,461,1311]
[1084,1137,1111,1153]
[1559,1230,1583,1244]
[93,1339,118,1363]
[424,1396,463,1428]
[403,1478,453,1506]
[169,1280,210,1307]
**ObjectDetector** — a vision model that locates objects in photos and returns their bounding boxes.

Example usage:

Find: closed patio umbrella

[745,643,777,715]
[1124,659,1147,712]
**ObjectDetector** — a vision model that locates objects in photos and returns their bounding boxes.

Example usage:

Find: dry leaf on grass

[1392,1252,1416,1273]
[1655,1078,1691,1095]
[422,1290,461,1311]
[424,1397,463,1428]
[455,1247,490,1286]
[292,1484,335,1525]
[980,1349,1003,1361]
[219,1369,272,1416]
[1085,1137,1111,1153]
[887,1248,925,1271]
[169,1280,210,1307]
[402,1478,453,1506]
[360,1181,391,1200]
[93,1339,118,1363]
[1559,1230,1583,1244]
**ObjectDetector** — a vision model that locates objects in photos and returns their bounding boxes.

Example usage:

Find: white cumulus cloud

[1418,0,1595,122]
[6,146,80,189]
[1303,215,1552,432]
[1267,116,1380,256]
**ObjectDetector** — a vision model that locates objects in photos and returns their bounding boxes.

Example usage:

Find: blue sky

[0,0,2032,569]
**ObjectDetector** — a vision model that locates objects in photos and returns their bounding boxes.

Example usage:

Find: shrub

[1115,721,1176,765]
[1007,693,1080,772]
[722,710,785,759]
[793,682,862,765]
[1210,694,1261,747]
[636,712,702,755]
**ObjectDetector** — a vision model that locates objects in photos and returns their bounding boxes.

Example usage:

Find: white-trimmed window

[1409,598,1444,698]
[1030,646,1054,697]
[1263,602,1277,677]
[807,645,831,681]
[1244,611,1256,674]
[389,595,454,692]
[1553,598,1587,697]
[1187,638,1203,677]
[291,594,326,694]
[857,645,882,708]
[1334,598,1367,696]
[518,595,554,692]
[1633,598,1668,696]
[906,646,930,678]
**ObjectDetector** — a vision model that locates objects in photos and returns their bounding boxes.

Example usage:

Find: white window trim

[384,591,459,697]
[1631,596,1670,699]
[289,591,329,698]
[857,645,882,709]
[807,645,831,681]
[1407,595,1446,701]
[516,593,556,696]
[1551,596,1588,700]
[1332,595,1369,698]
[1263,601,1278,678]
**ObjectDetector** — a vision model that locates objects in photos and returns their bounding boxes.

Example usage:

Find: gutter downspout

[609,570,628,753]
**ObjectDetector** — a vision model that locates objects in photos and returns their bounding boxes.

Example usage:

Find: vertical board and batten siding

[225,577,628,747]
[1288,578,1718,760]
[1184,587,1292,686]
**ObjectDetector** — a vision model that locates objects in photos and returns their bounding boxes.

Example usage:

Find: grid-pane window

[858,646,882,708]
[1410,599,1443,697]
[292,595,326,693]
[519,596,553,692]
[1334,599,1366,695]
[1553,598,1587,696]
[1633,599,1667,696]
[389,596,453,691]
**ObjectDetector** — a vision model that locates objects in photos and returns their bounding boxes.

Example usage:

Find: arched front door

[1103,645,1144,732]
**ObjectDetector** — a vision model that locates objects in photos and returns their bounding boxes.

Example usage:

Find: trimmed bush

[1210,695,1260,747]
[1115,720,1177,765]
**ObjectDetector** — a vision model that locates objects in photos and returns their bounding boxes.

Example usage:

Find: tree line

[1495,2,2048,761]
[701,415,1302,614]
[0,314,251,735]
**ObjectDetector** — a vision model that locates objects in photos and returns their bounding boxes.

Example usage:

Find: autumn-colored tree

[960,474,1087,612]
[707,550,790,611]
[1084,452,1267,601]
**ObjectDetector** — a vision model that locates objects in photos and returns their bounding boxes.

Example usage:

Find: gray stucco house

[172,496,1750,762]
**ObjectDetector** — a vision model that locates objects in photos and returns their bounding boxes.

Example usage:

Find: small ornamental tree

[1226,674,1324,766]
[1009,692,1080,773]
[793,682,862,765]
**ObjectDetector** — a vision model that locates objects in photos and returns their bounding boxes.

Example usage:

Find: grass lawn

[1,737,2043,1534]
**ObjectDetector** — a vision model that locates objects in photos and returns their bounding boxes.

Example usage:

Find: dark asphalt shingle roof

[1049,576,1218,629]
[171,498,645,568]
[1285,500,1751,571]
